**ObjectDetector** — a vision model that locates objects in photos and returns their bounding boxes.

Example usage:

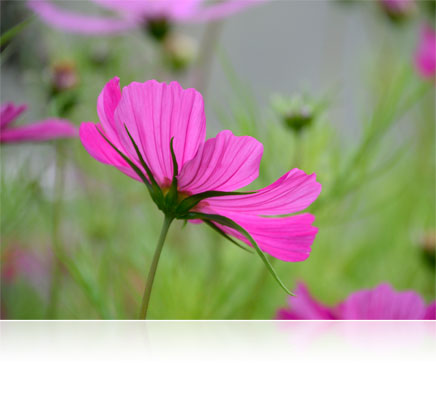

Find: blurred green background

[1,0,435,319]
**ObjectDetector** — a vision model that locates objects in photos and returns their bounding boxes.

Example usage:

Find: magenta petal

[338,283,429,320]
[93,0,200,19]
[414,25,436,79]
[28,0,135,35]
[205,168,321,215]
[79,122,142,182]
[114,80,206,185]
[424,302,436,320]
[178,130,263,193]
[1,118,77,143]
[1,103,27,130]
[277,283,336,320]
[97,76,123,144]
[202,211,318,262]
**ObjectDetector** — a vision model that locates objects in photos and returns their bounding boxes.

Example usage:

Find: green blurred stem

[139,215,173,319]
[46,142,66,319]
[292,131,303,168]
[193,20,222,96]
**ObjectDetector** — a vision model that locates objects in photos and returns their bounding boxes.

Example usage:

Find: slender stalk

[46,142,65,319]
[139,215,173,319]
[192,20,223,97]
[292,132,303,169]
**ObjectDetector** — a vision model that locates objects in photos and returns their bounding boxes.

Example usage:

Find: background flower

[0,102,77,143]
[277,283,436,320]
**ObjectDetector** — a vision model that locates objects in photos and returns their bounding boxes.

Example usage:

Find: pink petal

[424,302,436,320]
[113,80,206,186]
[97,76,123,145]
[1,103,27,130]
[414,25,436,79]
[178,130,263,193]
[199,210,318,262]
[276,283,336,320]
[28,0,135,35]
[338,283,429,320]
[205,168,321,215]
[92,0,201,20]
[79,122,142,182]
[1,118,77,143]
[190,0,266,22]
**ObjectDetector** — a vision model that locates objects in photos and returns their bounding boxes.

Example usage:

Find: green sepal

[176,190,256,215]
[124,124,164,205]
[182,212,294,295]
[96,126,151,191]
[204,220,252,253]
[165,137,179,209]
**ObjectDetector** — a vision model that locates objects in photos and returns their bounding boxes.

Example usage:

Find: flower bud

[419,231,435,268]
[378,0,416,23]
[50,61,79,94]
[163,33,197,72]
[144,17,172,42]
[273,94,320,134]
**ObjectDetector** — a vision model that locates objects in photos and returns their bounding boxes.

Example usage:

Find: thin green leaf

[184,212,294,295]
[0,18,32,48]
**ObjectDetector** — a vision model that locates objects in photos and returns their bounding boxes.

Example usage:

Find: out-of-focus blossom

[277,282,436,320]
[28,0,265,38]
[378,0,416,21]
[1,243,52,297]
[0,102,77,143]
[414,25,436,80]
[80,77,322,263]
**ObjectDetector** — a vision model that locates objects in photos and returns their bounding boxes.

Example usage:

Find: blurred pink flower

[80,77,321,262]
[1,244,52,296]
[0,102,77,143]
[28,0,265,36]
[277,282,436,320]
[414,25,436,80]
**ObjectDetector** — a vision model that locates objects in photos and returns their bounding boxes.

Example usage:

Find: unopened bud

[379,0,416,23]
[51,61,78,94]
[273,94,321,134]
[419,231,436,267]
[145,17,172,42]
[163,33,197,72]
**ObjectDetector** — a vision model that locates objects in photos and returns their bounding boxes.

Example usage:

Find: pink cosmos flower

[277,282,436,320]
[28,0,264,36]
[414,25,436,80]
[0,103,77,143]
[80,78,321,292]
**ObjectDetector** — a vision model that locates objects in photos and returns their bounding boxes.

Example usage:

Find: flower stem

[46,142,65,319]
[139,215,173,319]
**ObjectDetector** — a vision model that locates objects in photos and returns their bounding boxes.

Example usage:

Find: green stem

[46,142,65,319]
[139,215,173,319]
[292,132,303,169]
[193,20,222,96]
